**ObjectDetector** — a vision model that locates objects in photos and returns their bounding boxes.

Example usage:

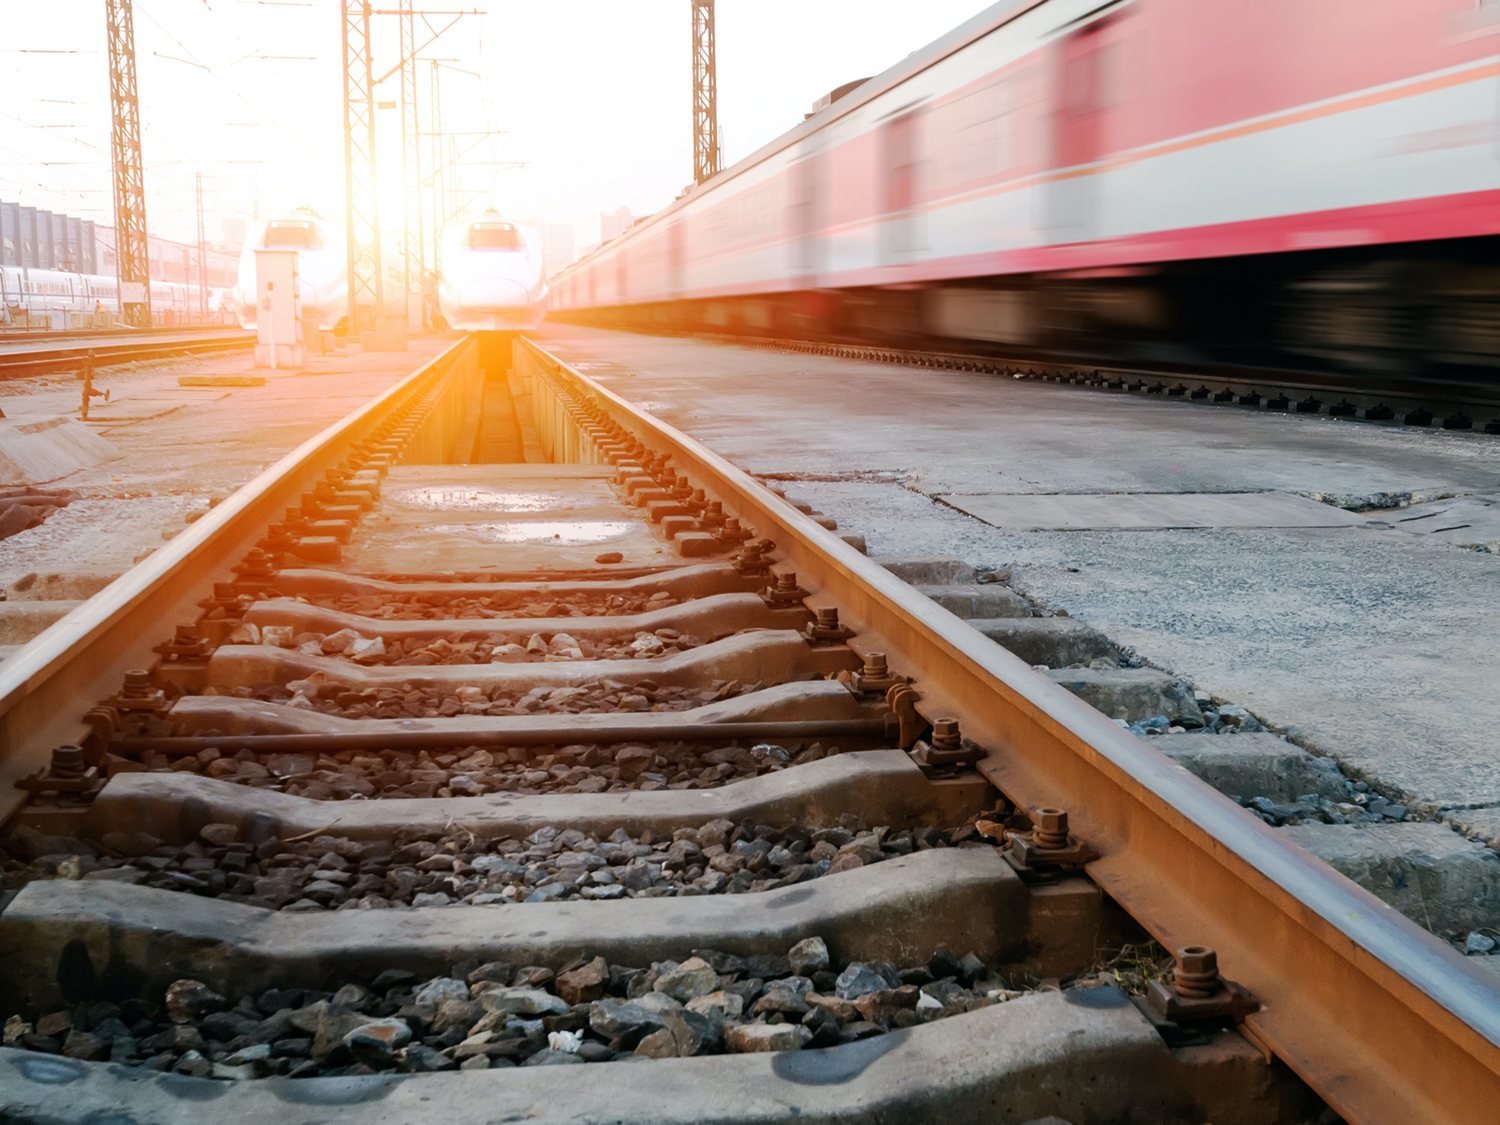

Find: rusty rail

[514,335,1500,1124]
[0,330,254,379]
[0,336,479,821]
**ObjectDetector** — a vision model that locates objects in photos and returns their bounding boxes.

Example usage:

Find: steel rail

[0,335,477,823]
[0,331,255,378]
[518,335,1500,1124]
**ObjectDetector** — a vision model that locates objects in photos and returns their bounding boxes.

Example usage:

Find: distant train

[438,213,547,333]
[233,210,350,334]
[551,0,1500,373]
[0,266,215,328]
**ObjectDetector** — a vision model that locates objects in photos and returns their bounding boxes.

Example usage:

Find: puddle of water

[431,520,635,545]
[390,487,573,513]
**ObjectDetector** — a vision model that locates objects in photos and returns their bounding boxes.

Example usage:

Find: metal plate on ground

[937,491,1366,531]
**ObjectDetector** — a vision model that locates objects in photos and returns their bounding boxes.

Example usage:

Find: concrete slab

[1378,492,1500,551]
[243,590,806,642]
[0,847,1026,1010]
[0,340,450,608]
[968,616,1118,666]
[168,679,881,736]
[0,600,81,644]
[86,750,991,842]
[1043,667,1205,725]
[342,465,682,574]
[939,491,1367,531]
[1443,806,1500,851]
[0,990,1313,1125]
[532,328,1500,820]
[1152,732,1348,802]
[205,629,852,692]
[1279,822,1500,933]
[0,416,117,486]
[915,583,1030,618]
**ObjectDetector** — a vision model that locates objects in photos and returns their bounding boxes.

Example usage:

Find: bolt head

[1176,946,1218,977]
[1034,807,1068,834]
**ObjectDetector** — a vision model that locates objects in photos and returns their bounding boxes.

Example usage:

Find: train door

[1048,10,1125,242]
[668,221,685,299]
[881,107,923,264]
[790,146,822,285]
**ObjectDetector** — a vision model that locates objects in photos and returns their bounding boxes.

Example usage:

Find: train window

[263,221,324,249]
[468,223,523,250]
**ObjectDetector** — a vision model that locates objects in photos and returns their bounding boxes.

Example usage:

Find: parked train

[551,0,1500,373]
[437,213,547,333]
[0,267,216,328]
[233,210,350,334]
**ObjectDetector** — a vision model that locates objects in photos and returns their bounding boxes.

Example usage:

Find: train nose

[459,278,529,310]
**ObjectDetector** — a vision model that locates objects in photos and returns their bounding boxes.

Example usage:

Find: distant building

[542,222,577,278]
[599,206,634,244]
[0,198,236,286]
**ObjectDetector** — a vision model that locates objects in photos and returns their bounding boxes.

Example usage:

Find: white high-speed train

[0,267,210,327]
[233,210,349,333]
[438,214,546,332]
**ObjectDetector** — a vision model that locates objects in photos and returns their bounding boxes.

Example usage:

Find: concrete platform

[0,339,452,643]
[939,491,1368,531]
[0,415,117,486]
[536,327,1500,836]
[341,465,681,574]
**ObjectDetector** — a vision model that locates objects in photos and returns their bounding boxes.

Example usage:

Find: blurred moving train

[438,213,547,333]
[233,210,350,334]
[0,267,217,328]
[551,0,1500,373]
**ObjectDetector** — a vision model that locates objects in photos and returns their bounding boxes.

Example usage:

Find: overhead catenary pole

[691,0,721,185]
[399,0,425,328]
[105,0,151,326]
[428,59,445,272]
[194,171,208,321]
[341,0,382,333]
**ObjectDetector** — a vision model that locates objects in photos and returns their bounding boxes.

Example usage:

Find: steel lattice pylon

[399,0,424,327]
[105,0,151,327]
[341,0,382,331]
[691,0,720,185]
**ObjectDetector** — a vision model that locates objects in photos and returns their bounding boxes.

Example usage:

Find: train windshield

[263,221,323,249]
[468,223,523,251]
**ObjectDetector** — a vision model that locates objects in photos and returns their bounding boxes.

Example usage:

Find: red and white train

[551,0,1500,371]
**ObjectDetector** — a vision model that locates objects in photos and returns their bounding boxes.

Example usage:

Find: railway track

[0,335,1492,1122]
[614,327,1500,435]
[0,330,255,379]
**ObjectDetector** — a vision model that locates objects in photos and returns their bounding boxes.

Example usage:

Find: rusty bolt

[816,607,840,630]
[1032,807,1070,849]
[930,718,962,751]
[121,669,154,697]
[862,652,890,679]
[1172,946,1221,998]
[50,745,86,779]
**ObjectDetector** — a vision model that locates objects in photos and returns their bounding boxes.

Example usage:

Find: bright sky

[3,0,995,253]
